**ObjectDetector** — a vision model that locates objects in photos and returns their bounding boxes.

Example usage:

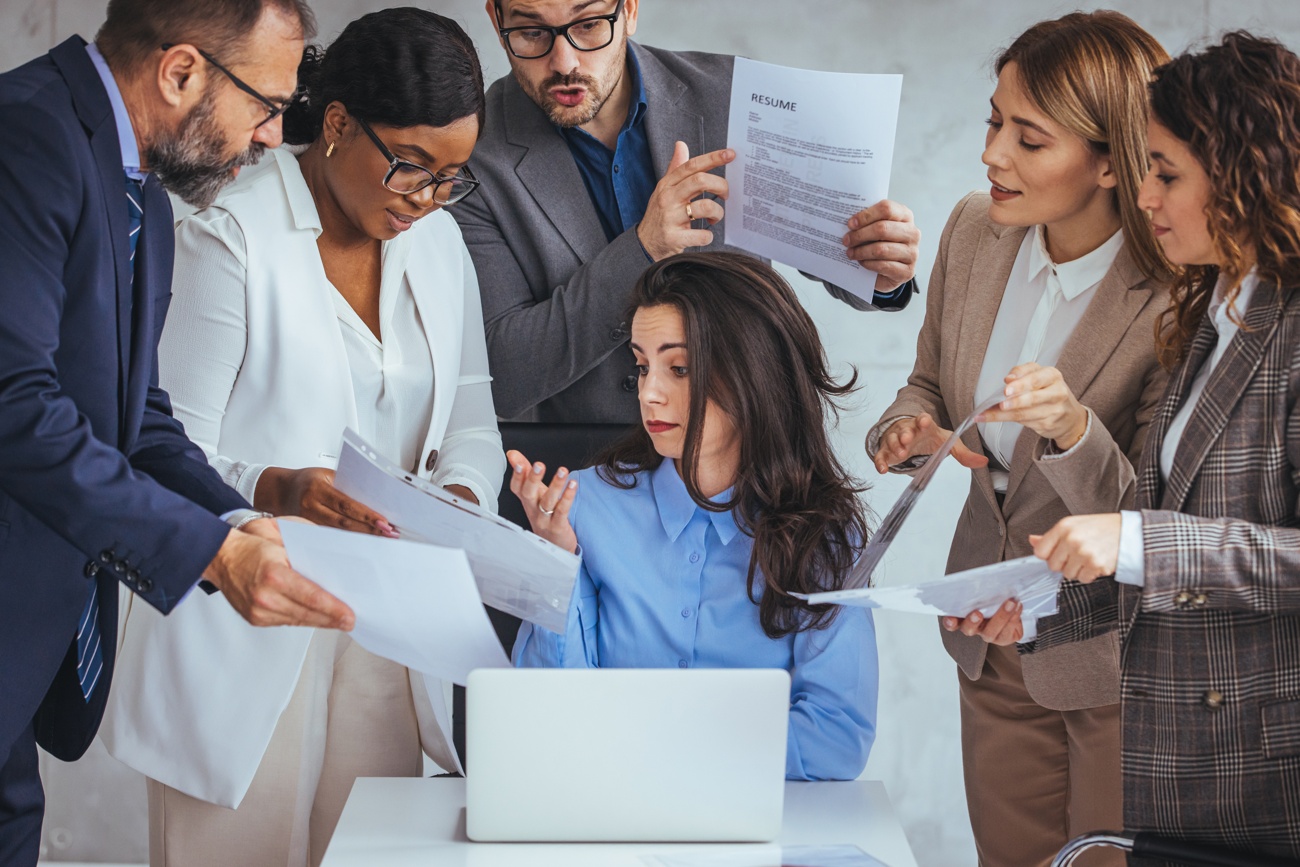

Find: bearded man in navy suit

[0,1,357,862]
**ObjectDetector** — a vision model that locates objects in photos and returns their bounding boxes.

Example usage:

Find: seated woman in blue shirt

[509,251,878,782]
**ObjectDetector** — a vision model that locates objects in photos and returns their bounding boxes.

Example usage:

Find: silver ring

[540,507,555,517]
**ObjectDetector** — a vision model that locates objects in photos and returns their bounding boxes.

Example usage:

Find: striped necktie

[75,176,143,702]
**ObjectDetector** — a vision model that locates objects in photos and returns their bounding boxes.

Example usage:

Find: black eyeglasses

[495,2,622,60]
[354,116,480,205]
[161,43,295,129]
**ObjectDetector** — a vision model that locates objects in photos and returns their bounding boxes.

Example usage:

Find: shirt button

[1176,591,1193,608]
[689,552,700,563]
[678,660,688,669]
[1202,689,1225,710]
[613,164,620,173]
[681,607,691,618]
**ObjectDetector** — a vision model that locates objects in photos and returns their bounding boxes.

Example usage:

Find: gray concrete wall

[6,1,1300,864]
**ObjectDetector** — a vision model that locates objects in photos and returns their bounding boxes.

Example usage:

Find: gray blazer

[1116,280,1300,855]
[453,42,905,423]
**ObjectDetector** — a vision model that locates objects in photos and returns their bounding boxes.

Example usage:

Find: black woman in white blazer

[100,11,504,866]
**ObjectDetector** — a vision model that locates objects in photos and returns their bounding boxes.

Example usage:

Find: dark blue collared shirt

[559,49,655,242]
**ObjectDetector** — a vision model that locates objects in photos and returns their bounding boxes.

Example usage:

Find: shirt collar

[650,459,741,545]
[85,42,145,179]
[1026,224,1125,301]
[1210,267,1260,333]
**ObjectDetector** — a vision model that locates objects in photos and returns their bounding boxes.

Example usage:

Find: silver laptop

[465,668,790,843]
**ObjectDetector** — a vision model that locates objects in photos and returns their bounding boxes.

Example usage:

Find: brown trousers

[147,632,422,867]
[960,642,1123,867]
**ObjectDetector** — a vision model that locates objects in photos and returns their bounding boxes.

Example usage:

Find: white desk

[321,778,917,867]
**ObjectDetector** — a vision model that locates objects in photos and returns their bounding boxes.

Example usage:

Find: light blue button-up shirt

[85,42,146,180]
[514,459,879,781]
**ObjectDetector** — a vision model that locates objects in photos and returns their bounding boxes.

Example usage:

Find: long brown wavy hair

[996,10,1173,282]
[597,252,870,638]
[1150,32,1300,367]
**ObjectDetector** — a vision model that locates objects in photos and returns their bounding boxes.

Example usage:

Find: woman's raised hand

[506,449,578,554]
[872,412,989,475]
[979,363,1089,450]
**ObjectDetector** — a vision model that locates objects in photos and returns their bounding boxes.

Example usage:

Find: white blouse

[974,224,1124,491]
[159,152,502,508]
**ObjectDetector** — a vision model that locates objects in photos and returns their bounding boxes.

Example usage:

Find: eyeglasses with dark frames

[353,116,481,205]
[161,43,296,129]
[494,2,622,60]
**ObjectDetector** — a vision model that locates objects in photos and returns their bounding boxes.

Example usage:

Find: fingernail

[1004,600,1016,612]
[556,467,568,478]
[848,216,859,229]
[533,462,543,474]
[971,613,982,624]
[513,463,524,474]
[568,480,577,490]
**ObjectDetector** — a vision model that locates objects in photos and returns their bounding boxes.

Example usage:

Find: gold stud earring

[326,141,336,158]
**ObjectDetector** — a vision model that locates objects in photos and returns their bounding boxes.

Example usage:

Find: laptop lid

[466,668,790,843]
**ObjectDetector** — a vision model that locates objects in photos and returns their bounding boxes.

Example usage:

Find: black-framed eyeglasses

[161,43,296,129]
[354,116,480,205]
[494,2,622,60]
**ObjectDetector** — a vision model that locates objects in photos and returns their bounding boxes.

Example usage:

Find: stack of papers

[334,429,579,634]
[796,556,1061,622]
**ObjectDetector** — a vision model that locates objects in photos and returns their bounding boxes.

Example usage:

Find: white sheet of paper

[725,57,902,300]
[280,521,509,686]
[796,556,1062,620]
[333,429,579,634]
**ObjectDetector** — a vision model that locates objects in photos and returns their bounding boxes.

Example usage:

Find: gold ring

[685,202,694,222]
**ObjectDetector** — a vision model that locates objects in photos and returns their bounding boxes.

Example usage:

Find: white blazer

[100,148,505,807]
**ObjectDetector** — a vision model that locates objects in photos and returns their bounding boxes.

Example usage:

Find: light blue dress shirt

[514,459,879,781]
[86,42,146,181]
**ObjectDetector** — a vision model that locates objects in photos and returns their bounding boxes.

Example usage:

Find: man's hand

[1030,514,1123,583]
[842,200,921,292]
[203,526,355,630]
[871,413,988,475]
[636,141,734,261]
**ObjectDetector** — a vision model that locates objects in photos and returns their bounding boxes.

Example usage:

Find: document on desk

[725,57,902,301]
[796,555,1062,621]
[333,429,579,634]
[279,522,509,685]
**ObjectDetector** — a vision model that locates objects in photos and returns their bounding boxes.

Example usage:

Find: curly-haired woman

[1032,32,1300,857]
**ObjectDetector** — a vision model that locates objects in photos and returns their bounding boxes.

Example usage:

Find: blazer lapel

[633,43,703,193]
[1006,243,1151,501]
[1161,283,1285,511]
[955,221,1026,515]
[51,37,134,423]
[503,78,607,262]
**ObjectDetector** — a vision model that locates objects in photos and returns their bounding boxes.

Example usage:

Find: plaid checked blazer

[1119,278,1300,857]
[871,192,1170,710]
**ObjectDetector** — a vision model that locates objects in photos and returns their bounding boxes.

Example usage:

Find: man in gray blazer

[454,0,921,423]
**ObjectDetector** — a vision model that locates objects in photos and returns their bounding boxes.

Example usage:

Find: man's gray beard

[146,97,265,209]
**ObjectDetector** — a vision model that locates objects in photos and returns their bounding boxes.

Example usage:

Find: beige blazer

[875,192,1170,710]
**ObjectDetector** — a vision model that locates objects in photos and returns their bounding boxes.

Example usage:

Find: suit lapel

[955,221,1026,514]
[1006,243,1152,500]
[50,37,134,425]
[1161,283,1284,511]
[503,76,607,262]
[634,44,702,192]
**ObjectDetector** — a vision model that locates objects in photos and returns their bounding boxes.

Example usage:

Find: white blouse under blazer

[101,148,505,808]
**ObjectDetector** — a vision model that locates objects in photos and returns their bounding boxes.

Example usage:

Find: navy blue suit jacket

[0,37,248,763]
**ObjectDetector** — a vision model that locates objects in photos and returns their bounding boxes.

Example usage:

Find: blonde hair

[997,10,1172,281]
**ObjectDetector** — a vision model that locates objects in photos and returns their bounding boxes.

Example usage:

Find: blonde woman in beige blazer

[869,13,1172,867]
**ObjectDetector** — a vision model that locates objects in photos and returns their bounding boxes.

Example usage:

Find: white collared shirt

[975,224,1125,492]
[1117,270,1260,586]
